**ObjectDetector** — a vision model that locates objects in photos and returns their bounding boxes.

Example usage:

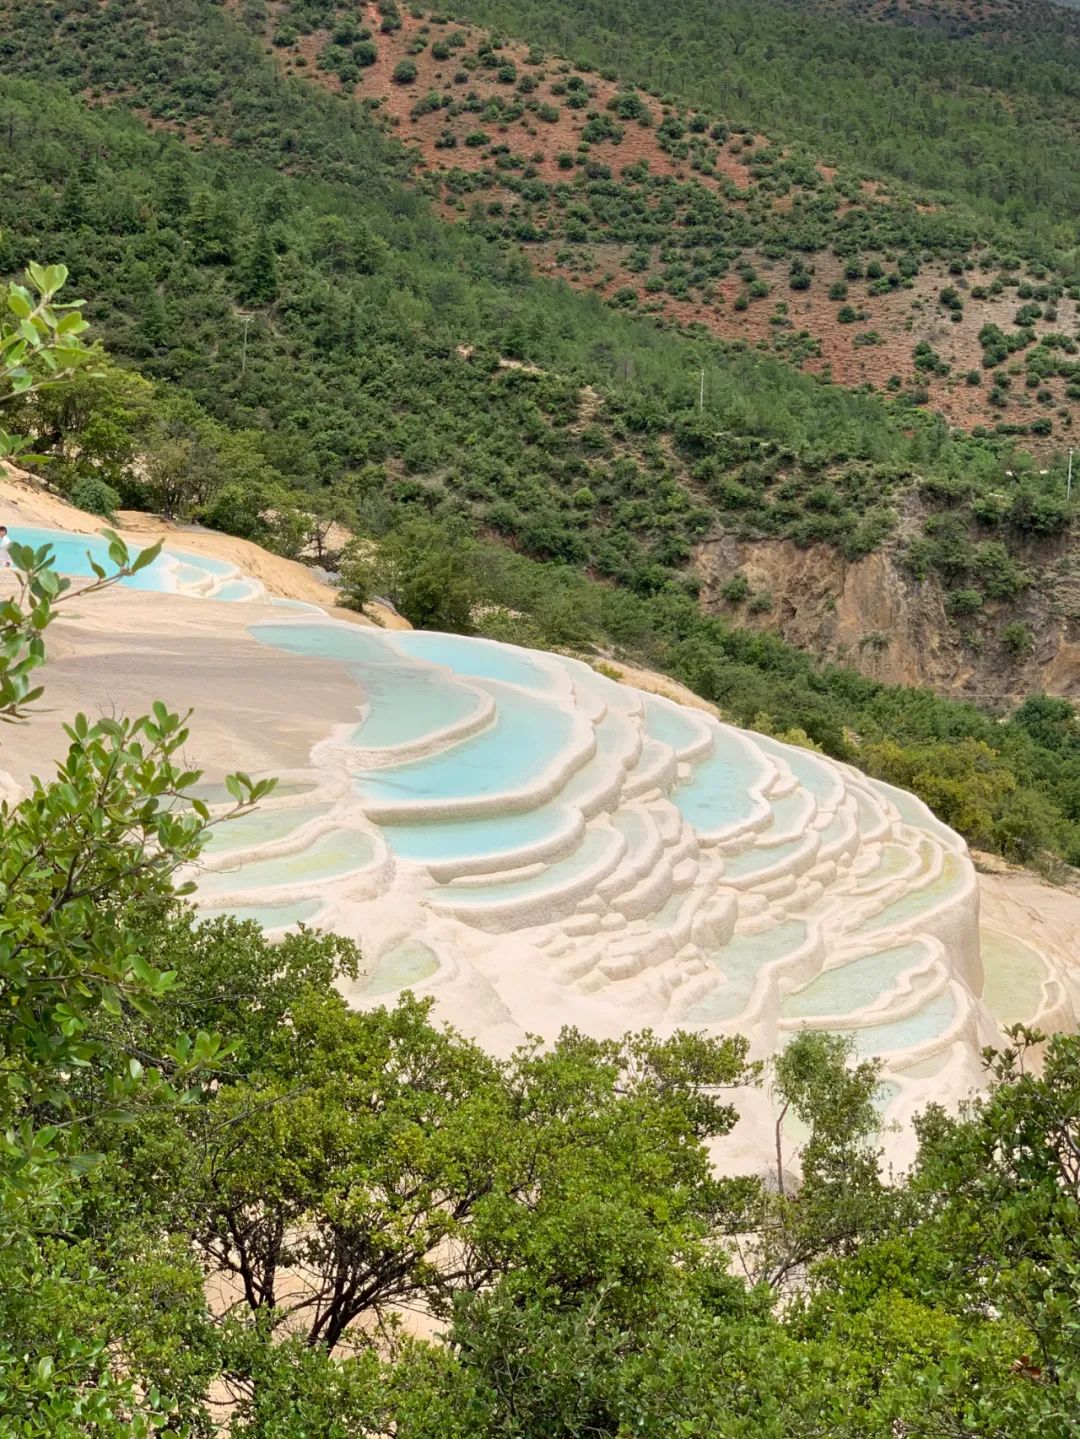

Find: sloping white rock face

[189,618,1075,1151]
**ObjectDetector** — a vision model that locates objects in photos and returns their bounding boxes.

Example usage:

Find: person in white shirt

[0,525,11,568]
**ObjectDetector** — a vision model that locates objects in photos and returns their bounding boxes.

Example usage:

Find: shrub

[747,589,773,614]
[69,475,121,518]
[946,588,983,616]
[1001,622,1035,657]
[721,573,750,602]
[392,59,418,84]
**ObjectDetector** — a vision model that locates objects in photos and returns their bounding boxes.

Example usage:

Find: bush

[391,59,418,84]
[1001,621,1035,657]
[69,475,121,518]
[721,573,750,602]
[946,588,983,616]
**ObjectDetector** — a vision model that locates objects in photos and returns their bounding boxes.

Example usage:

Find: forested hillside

[0,0,1078,866]
[243,1,1080,441]
[445,0,1080,237]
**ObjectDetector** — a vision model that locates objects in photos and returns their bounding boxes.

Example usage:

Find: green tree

[239,227,279,304]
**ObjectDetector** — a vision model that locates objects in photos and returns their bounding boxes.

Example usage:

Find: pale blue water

[361,940,440,996]
[755,735,843,806]
[722,835,807,878]
[842,989,956,1056]
[435,826,621,909]
[197,829,375,896]
[11,525,172,590]
[673,732,773,837]
[781,941,929,1019]
[763,788,815,837]
[214,578,261,602]
[199,898,322,930]
[689,921,809,1021]
[173,563,212,588]
[980,930,1047,1027]
[8,525,252,597]
[357,683,575,812]
[350,667,482,749]
[176,549,236,577]
[384,805,577,865]
[202,804,327,854]
[270,597,325,614]
[863,854,964,931]
[877,781,964,847]
[249,621,401,666]
[644,698,709,756]
[392,632,557,692]
[250,621,486,750]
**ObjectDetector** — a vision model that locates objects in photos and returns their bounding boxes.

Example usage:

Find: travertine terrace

[2,512,1076,1165]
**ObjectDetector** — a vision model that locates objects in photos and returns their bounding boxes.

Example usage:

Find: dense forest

[246,3,1080,436]
[446,0,1080,243]
[0,0,1077,865]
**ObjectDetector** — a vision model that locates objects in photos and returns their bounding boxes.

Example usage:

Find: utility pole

[699,368,705,411]
[1068,447,1074,505]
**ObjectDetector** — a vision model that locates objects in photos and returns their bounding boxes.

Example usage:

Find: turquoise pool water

[842,989,956,1057]
[980,930,1047,1027]
[863,853,965,931]
[213,578,261,602]
[383,805,578,866]
[250,621,403,666]
[202,804,327,854]
[198,829,375,896]
[689,921,809,1021]
[350,666,483,750]
[8,525,251,596]
[644,699,710,757]
[781,941,930,1019]
[11,525,173,590]
[361,940,440,996]
[199,899,323,930]
[722,835,808,880]
[435,826,622,910]
[755,735,843,806]
[392,631,558,692]
[251,621,486,750]
[357,683,576,813]
[673,732,772,838]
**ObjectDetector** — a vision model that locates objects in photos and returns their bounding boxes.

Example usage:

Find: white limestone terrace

[3,511,1073,1163]
[10,524,267,602]
[186,613,1078,1155]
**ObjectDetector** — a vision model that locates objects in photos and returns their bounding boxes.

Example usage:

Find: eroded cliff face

[695,533,1080,703]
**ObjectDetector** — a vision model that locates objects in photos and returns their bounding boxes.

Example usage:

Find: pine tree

[59,174,84,229]
[239,228,278,304]
[186,188,236,265]
[158,163,191,224]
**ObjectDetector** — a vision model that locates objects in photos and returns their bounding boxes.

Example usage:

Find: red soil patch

[232,2,1079,438]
